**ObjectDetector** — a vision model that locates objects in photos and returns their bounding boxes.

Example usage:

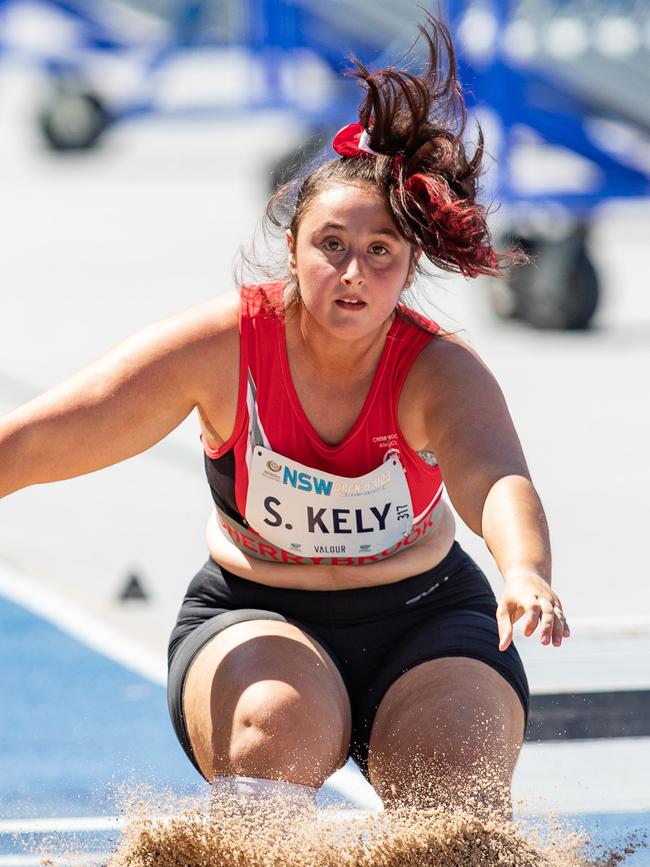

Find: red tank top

[203,283,445,565]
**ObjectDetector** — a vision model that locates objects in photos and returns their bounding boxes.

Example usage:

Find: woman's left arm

[423,338,570,652]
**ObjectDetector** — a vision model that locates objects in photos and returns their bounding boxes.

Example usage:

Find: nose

[341,254,364,286]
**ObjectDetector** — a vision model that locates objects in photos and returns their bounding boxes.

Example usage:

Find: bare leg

[183,619,352,789]
[367,657,525,819]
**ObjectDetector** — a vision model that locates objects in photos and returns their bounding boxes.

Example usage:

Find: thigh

[367,654,526,810]
[170,610,352,782]
[351,608,529,780]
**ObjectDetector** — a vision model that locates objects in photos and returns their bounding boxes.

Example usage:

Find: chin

[329,314,387,339]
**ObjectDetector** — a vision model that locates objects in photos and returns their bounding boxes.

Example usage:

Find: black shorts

[167,541,529,782]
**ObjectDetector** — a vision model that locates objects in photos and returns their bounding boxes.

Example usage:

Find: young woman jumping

[0,16,568,818]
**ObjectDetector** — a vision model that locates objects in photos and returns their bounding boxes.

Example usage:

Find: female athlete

[0,18,568,817]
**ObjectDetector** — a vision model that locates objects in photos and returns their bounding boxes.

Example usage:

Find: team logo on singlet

[372,433,399,448]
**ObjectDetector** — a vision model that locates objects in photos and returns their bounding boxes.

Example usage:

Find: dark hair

[251,14,524,308]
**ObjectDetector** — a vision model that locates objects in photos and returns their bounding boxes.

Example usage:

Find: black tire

[490,227,600,330]
[38,82,111,152]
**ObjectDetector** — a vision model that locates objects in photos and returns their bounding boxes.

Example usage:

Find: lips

[335,297,366,310]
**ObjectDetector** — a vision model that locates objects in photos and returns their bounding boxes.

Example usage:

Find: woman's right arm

[0,292,239,499]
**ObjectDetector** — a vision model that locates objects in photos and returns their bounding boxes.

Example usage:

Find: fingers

[523,599,541,637]
[552,606,571,644]
[499,592,570,650]
[533,599,569,647]
[497,577,570,651]
[496,603,513,652]
[536,602,552,644]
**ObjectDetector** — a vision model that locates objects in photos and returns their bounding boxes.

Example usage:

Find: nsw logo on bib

[245,446,414,557]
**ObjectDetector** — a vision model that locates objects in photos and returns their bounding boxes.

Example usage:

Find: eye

[370,244,389,255]
[322,237,344,252]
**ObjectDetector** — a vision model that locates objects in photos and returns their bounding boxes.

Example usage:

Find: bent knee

[236,679,321,735]
[229,677,349,778]
[183,619,352,781]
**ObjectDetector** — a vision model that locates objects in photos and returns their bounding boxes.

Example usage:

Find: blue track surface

[1,593,648,863]
[0,595,200,820]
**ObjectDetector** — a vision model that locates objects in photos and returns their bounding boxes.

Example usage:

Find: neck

[287,305,394,381]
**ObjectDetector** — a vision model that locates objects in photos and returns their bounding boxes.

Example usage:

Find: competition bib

[245,446,414,558]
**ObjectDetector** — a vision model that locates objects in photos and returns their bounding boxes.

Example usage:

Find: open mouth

[335,298,366,310]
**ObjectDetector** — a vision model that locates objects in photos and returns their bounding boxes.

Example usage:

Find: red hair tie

[332,123,379,158]
[332,123,406,177]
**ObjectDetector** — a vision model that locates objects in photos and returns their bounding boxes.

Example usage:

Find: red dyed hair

[262,14,524,300]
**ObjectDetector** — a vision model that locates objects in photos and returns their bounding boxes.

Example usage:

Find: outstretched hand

[496,573,570,652]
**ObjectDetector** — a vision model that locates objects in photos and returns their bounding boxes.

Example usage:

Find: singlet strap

[390,308,438,403]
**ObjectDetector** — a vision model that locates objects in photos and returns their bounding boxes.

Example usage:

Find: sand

[97,788,647,867]
[25,766,647,866]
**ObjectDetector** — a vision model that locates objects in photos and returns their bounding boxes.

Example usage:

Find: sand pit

[101,789,647,867]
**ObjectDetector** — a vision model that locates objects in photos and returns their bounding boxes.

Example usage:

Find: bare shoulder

[401,325,523,466]
[405,328,502,417]
[105,290,241,440]
[419,328,492,379]
[143,290,240,355]
[120,291,240,445]
[119,290,240,391]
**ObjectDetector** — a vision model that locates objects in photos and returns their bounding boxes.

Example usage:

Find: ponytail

[263,13,524,299]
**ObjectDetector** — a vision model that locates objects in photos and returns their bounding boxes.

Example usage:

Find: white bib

[245,445,414,558]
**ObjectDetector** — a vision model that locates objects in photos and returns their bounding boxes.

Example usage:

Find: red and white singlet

[202,283,445,565]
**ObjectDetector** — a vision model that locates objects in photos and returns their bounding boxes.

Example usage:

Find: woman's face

[286,182,418,340]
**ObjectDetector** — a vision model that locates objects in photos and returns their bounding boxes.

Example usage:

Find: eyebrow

[317,222,401,239]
